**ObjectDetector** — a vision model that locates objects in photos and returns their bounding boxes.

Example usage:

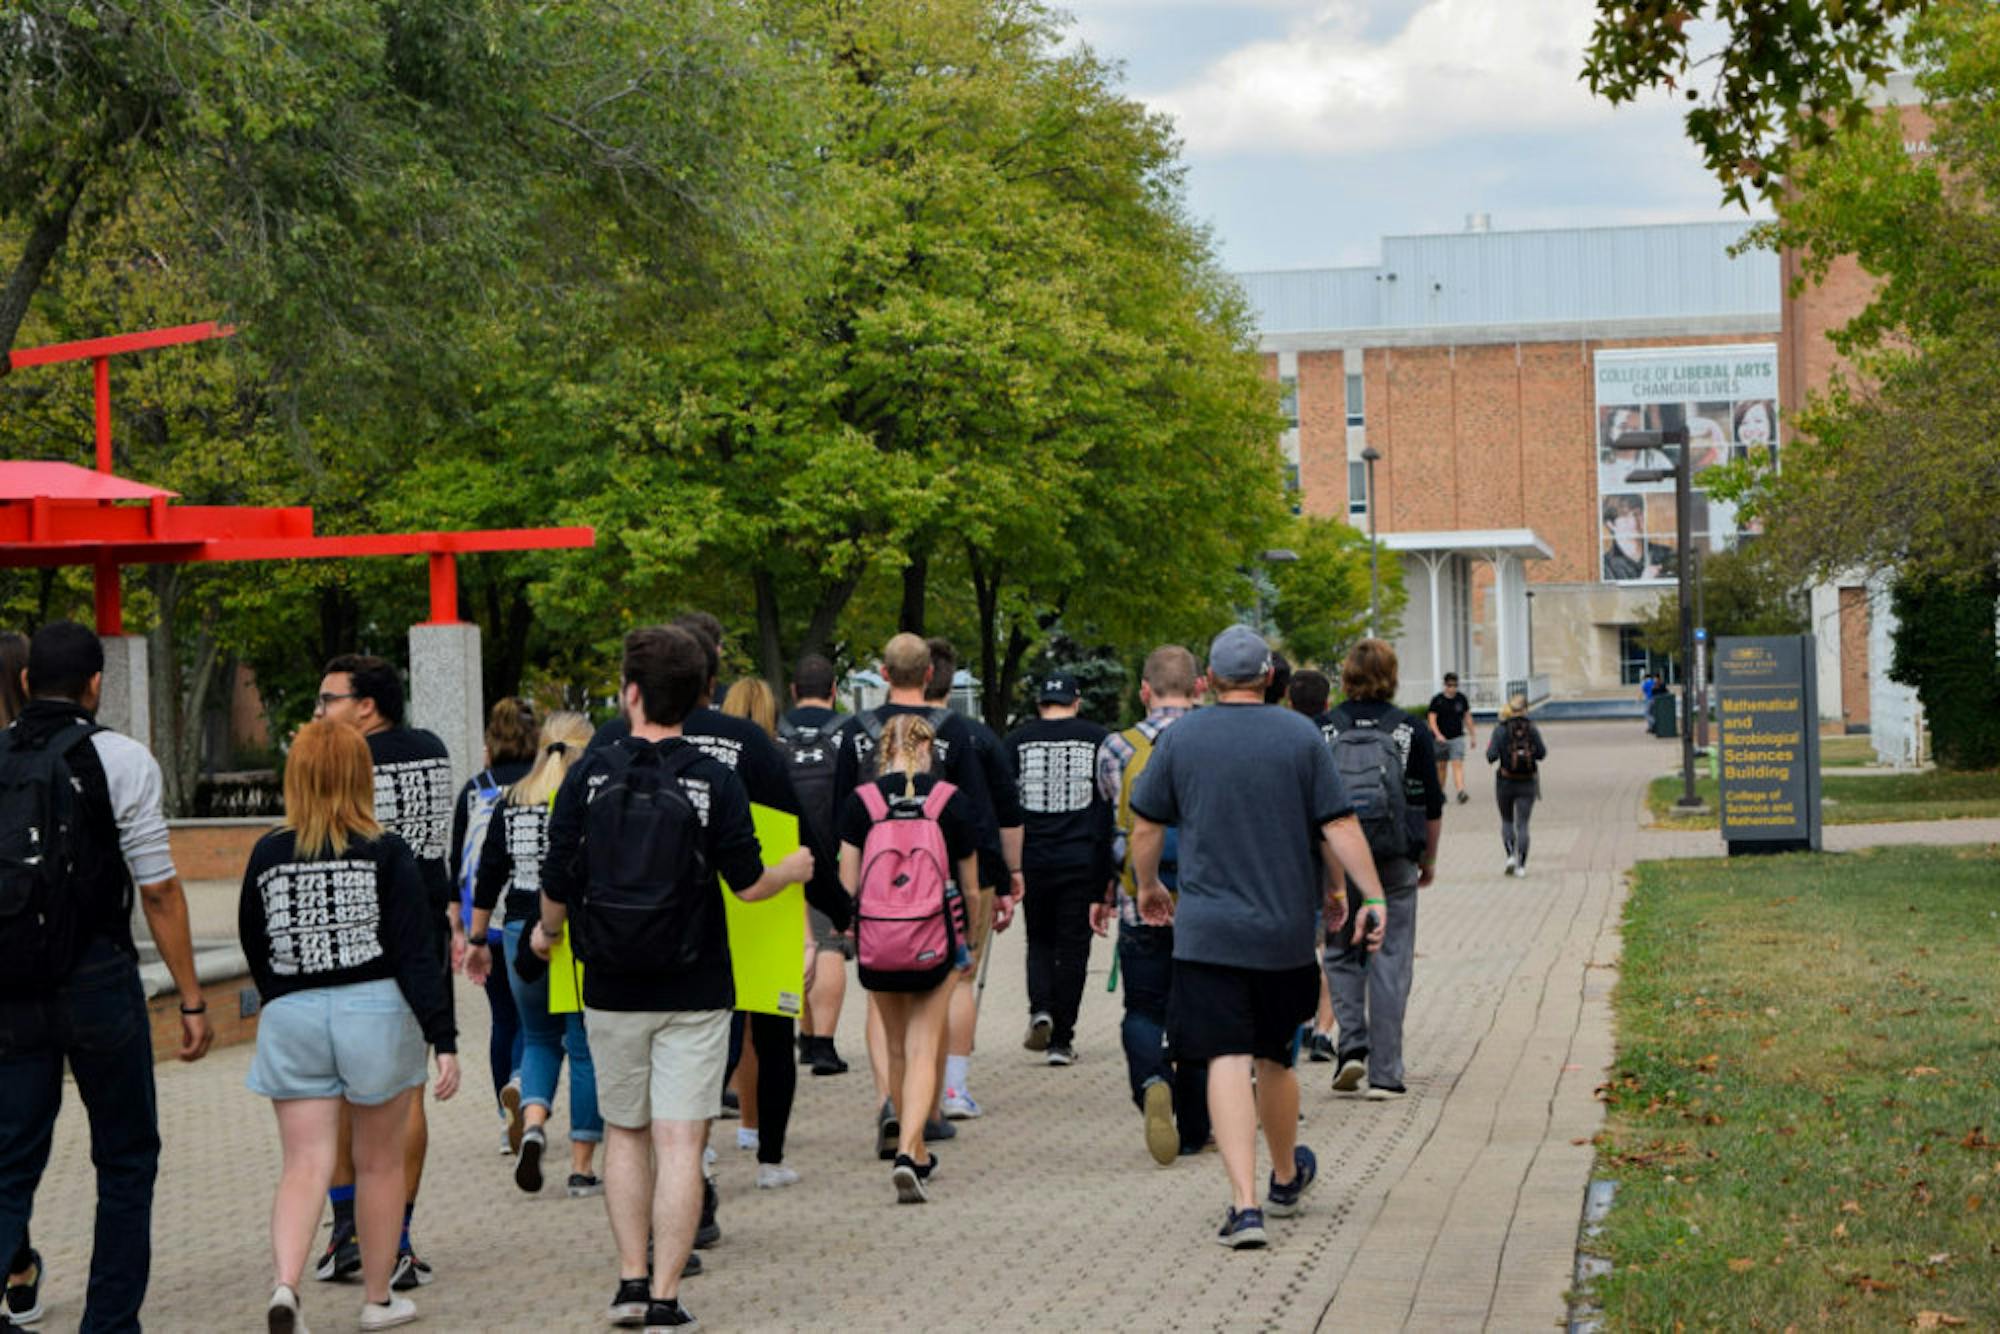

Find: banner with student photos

[1593,344,1778,585]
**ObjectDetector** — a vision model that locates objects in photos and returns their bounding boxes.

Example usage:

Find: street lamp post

[1615,426,1702,811]
[1362,445,1382,637]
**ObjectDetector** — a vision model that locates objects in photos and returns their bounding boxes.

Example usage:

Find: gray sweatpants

[1323,857,1421,1090]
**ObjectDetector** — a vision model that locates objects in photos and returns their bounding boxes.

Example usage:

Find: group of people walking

[0,609,1551,1332]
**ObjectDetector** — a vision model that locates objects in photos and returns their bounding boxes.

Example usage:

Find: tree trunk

[898,550,929,635]
[968,547,1005,725]
[0,161,91,357]
[799,568,866,664]
[753,567,786,696]
[998,621,1032,732]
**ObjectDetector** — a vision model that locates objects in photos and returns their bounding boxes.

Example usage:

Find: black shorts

[1168,959,1320,1066]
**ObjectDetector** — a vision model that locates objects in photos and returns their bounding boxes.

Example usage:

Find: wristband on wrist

[179,1002,207,1015]
[1362,897,1386,906]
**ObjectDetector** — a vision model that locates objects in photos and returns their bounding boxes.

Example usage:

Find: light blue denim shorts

[247,978,427,1105]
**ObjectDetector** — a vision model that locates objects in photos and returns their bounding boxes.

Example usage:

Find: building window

[1348,459,1368,517]
[1619,625,1680,686]
[1345,373,1364,427]
[1278,376,1299,428]
[1285,463,1300,515]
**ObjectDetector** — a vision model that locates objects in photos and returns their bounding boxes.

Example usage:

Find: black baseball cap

[1037,670,1081,704]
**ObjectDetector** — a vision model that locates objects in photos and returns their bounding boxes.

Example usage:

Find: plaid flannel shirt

[1094,706,1191,929]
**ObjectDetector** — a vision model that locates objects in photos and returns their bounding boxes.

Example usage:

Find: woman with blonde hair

[1485,694,1548,877]
[720,676,778,737]
[241,720,458,1333]
[837,711,981,1202]
[465,711,604,1197]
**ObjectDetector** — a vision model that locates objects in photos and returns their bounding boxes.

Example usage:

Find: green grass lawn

[1819,736,1879,768]
[1648,770,2000,829]
[1592,846,2000,1331]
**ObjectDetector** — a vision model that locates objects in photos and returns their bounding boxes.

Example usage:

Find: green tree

[1634,544,1808,664]
[1889,568,2000,770]
[1266,516,1404,669]
[1584,0,1933,205]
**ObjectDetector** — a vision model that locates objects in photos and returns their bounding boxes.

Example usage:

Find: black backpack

[777,713,848,852]
[1329,713,1422,864]
[1500,717,1539,780]
[572,742,711,973]
[855,707,952,782]
[0,720,98,991]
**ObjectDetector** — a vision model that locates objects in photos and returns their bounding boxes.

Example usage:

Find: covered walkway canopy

[1379,528,1553,709]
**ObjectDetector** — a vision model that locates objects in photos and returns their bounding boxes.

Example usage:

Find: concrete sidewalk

[18,722,1991,1332]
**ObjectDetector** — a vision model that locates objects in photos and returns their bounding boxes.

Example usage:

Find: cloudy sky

[1061,0,1758,272]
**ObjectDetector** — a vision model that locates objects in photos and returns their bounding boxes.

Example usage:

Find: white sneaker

[1363,1083,1407,1101]
[736,1127,759,1152]
[1513,863,1527,879]
[1502,856,1517,876]
[941,1089,982,1120]
[702,1146,717,1173]
[267,1283,306,1334]
[756,1162,800,1189]
[358,1295,417,1330]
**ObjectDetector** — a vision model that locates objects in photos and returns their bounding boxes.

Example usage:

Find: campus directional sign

[1715,635,1822,854]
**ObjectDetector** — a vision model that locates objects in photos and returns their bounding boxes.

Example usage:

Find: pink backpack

[854,781,963,977]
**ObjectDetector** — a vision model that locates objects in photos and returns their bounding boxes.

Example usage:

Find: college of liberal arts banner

[1593,344,1778,585]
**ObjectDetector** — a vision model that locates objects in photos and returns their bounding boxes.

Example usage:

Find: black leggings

[724,1012,796,1166]
[1496,778,1537,866]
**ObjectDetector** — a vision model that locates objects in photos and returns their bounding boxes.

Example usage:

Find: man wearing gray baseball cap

[1127,624,1388,1249]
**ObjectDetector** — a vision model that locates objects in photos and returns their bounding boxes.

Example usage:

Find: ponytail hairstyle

[876,711,936,798]
[510,711,594,807]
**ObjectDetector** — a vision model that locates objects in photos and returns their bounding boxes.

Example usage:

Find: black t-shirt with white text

[366,727,457,911]
[1004,716,1113,879]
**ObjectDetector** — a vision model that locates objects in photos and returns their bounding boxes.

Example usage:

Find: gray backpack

[1329,716,1419,863]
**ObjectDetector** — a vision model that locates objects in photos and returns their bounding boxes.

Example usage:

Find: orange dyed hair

[285,719,382,858]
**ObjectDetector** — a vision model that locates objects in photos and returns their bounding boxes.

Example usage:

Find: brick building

[1243,219,1781,706]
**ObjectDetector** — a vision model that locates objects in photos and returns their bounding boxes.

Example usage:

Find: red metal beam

[7,321,237,371]
[427,553,458,624]
[0,526,596,569]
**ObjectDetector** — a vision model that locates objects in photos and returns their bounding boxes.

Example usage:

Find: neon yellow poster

[729,805,808,1018]
[545,804,808,1017]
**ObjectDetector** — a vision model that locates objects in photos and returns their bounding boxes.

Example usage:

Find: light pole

[1362,445,1382,637]
[1614,425,1701,810]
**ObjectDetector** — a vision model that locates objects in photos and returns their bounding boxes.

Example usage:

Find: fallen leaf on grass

[1911,1313,1967,1329]
[1849,1275,1896,1294]
[1833,1222,1849,1239]
[1841,1200,1864,1214]
[1959,1128,1990,1150]
[1907,1066,1942,1077]
[1728,1258,1757,1272]
[1965,1195,1982,1212]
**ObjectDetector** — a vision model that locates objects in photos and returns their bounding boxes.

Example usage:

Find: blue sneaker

[1216,1206,1267,1248]
[1266,1145,1317,1217]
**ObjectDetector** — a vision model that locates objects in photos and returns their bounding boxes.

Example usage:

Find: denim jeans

[1116,923,1209,1151]
[503,920,602,1142]
[483,929,524,1108]
[0,938,160,1332]
[1022,866,1099,1048]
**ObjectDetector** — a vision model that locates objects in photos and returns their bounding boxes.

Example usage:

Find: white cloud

[1142,0,1643,158]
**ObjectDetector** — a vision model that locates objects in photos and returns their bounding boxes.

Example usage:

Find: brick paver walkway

[21,723,1999,1331]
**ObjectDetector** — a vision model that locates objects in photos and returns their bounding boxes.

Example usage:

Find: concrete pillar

[98,634,151,744]
[408,621,484,794]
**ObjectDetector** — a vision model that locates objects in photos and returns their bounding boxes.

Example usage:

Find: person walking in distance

[449,697,538,1155]
[837,713,982,1202]
[242,720,460,1334]
[465,712,605,1198]
[1427,672,1475,806]
[1324,639,1444,1102]
[1486,694,1547,878]
[1004,670,1112,1066]
[312,656,459,1291]
[533,626,813,1333]
[777,655,852,1077]
[1129,626,1389,1248]
[1094,645,1209,1165]
[0,622,213,1332]
[922,638,1023,1123]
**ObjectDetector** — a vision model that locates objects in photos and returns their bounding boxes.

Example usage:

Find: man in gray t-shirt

[1128,625,1387,1250]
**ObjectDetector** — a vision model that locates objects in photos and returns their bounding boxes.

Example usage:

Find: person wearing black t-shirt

[921,638,1024,1122]
[1426,672,1475,806]
[312,654,459,1291]
[781,654,854,1076]
[534,627,811,1333]
[241,719,458,1334]
[1003,670,1112,1066]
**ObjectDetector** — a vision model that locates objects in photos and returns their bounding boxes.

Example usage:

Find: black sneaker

[1216,1206,1267,1249]
[718,1089,739,1119]
[644,1240,702,1279]
[1045,1044,1076,1067]
[891,1151,937,1204]
[609,1277,651,1327]
[643,1297,698,1331]
[682,1249,703,1278]
[567,1172,603,1198]
[515,1125,546,1193]
[1331,1050,1369,1094]
[694,1177,720,1249]
[4,1249,44,1325]
[796,1033,814,1066]
[1266,1144,1318,1217]
[923,1116,955,1141]
[876,1099,900,1161]
[809,1040,849,1077]
[313,1224,360,1282]
[1308,1032,1336,1063]
[389,1248,432,1291]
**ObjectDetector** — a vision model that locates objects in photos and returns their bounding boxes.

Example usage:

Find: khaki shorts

[585,1007,731,1128]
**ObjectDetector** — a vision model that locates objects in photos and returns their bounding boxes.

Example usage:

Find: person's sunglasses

[316,691,359,708]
